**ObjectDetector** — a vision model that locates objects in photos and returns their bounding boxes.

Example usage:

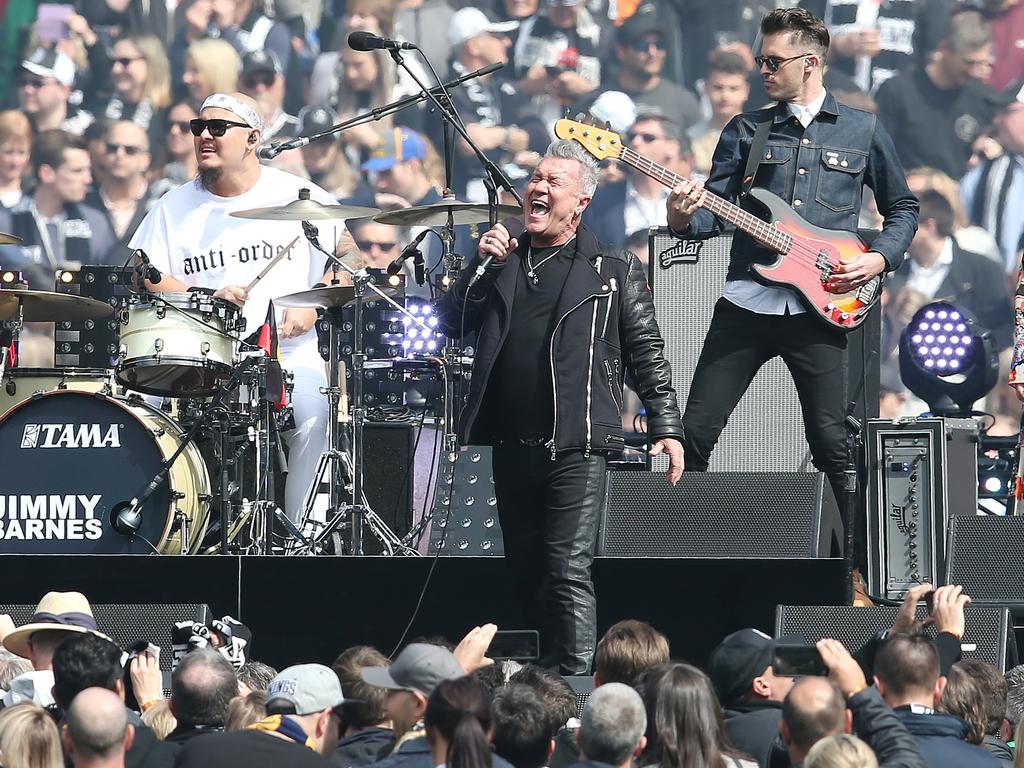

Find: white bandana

[201,93,265,131]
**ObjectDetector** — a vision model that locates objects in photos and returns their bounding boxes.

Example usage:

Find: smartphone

[487,630,540,662]
[772,643,828,677]
[36,3,74,43]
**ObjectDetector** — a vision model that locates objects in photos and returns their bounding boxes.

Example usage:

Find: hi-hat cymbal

[275,284,398,310]
[0,288,114,322]
[0,231,22,245]
[231,198,381,221]
[374,199,522,227]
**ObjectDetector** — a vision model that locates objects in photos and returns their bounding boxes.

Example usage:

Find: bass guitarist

[667,7,918,505]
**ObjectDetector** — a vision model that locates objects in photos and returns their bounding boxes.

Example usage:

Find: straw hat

[3,592,114,658]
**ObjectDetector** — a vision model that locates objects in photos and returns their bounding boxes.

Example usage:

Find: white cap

[22,48,75,87]
[589,90,638,136]
[449,8,518,48]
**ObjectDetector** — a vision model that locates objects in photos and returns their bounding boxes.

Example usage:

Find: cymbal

[0,288,115,322]
[0,231,22,245]
[374,199,522,227]
[275,284,398,310]
[230,198,381,221]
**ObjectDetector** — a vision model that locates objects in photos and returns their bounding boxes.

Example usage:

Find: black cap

[707,629,801,705]
[298,104,337,135]
[618,4,662,46]
[240,49,283,77]
[988,80,1024,111]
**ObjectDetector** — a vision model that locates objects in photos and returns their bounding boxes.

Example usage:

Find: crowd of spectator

[0,584,1019,768]
[1,0,1024,420]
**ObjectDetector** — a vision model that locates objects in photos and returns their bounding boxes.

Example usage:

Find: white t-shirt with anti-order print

[129,166,343,354]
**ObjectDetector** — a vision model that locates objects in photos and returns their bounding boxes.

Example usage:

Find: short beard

[197,167,223,190]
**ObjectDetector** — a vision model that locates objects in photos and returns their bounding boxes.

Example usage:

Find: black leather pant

[492,443,607,674]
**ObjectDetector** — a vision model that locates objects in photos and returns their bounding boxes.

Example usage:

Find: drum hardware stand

[110,353,261,548]
[294,226,435,556]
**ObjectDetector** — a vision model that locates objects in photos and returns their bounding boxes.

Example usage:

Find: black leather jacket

[435,225,684,454]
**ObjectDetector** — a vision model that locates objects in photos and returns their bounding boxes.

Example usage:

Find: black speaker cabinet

[599,470,842,557]
[776,603,1016,671]
[648,228,879,474]
[946,515,1024,607]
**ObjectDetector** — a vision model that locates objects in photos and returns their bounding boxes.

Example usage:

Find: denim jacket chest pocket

[815,148,867,212]
[754,143,795,197]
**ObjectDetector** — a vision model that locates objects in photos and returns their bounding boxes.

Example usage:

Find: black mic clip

[386,229,431,282]
[133,248,161,287]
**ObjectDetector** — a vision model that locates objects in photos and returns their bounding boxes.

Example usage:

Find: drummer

[128,92,338,524]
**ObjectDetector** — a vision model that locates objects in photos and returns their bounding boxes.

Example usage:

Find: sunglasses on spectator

[19,77,54,89]
[243,73,276,88]
[356,239,397,251]
[169,121,192,134]
[628,131,661,144]
[190,118,250,137]
[754,53,813,72]
[630,38,665,52]
[106,142,146,156]
[112,56,144,67]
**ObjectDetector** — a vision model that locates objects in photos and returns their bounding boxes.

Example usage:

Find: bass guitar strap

[741,117,773,198]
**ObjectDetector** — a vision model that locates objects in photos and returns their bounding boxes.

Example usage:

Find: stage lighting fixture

[898,301,999,416]
[393,301,445,356]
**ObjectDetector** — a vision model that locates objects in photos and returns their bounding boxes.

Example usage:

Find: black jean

[492,442,607,674]
[683,298,848,494]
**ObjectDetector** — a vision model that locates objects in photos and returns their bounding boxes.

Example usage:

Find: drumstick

[245,236,301,292]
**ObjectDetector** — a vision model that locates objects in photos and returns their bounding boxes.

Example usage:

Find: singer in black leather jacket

[435,141,684,674]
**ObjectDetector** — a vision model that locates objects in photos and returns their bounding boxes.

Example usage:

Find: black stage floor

[0,555,845,668]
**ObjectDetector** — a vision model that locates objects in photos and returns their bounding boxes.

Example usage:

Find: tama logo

[659,240,703,268]
[20,423,122,449]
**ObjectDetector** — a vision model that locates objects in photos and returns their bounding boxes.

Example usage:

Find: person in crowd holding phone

[129,92,332,523]
[436,140,684,675]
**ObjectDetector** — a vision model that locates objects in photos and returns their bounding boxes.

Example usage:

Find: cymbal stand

[0,302,22,380]
[295,224,435,555]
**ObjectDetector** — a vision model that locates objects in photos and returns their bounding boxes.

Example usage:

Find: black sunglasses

[19,77,51,89]
[356,239,397,251]
[754,53,813,73]
[106,142,146,156]
[243,72,276,88]
[169,121,192,134]
[189,118,250,137]
[630,38,665,52]
[627,131,660,144]
[112,56,143,67]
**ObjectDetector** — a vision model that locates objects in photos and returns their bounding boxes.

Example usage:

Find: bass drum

[0,390,210,554]
[0,368,114,418]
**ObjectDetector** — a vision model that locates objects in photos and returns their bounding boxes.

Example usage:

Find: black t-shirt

[483,239,576,442]
[875,66,996,180]
[174,729,333,768]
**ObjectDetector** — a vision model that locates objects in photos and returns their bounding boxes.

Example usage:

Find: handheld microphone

[348,30,417,52]
[468,219,523,288]
[386,229,431,276]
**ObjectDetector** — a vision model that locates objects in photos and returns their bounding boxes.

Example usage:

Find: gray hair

[1004,664,1024,725]
[944,10,991,53]
[579,682,646,766]
[544,139,599,196]
[0,650,32,692]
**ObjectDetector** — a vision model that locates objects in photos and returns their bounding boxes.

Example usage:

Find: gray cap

[360,643,464,696]
[266,664,345,715]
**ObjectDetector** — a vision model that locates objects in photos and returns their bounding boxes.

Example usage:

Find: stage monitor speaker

[0,603,210,673]
[429,446,504,556]
[648,227,879,473]
[563,675,594,715]
[599,470,842,557]
[946,515,1024,606]
[776,603,1016,671]
[340,421,415,552]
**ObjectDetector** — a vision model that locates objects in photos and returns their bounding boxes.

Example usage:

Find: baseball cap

[618,4,663,45]
[240,49,283,78]
[707,629,802,705]
[298,104,337,135]
[449,8,519,48]
[990,80,1024,112]
[360,643,464,697]
[266,664,345,715]
[22,48,75,87]
[361,127,428,172]
[589,90,637,135]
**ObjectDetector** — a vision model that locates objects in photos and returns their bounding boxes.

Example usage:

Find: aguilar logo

[20,423,122,449]
[659,240,703,268]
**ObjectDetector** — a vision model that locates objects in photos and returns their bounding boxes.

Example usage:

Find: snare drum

[0,390,210,554]
[0,367,114,417]
[116,292,242,397]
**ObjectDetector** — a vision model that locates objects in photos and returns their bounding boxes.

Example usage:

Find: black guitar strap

[741,117,773,198]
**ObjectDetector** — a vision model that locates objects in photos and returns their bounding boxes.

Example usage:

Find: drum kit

[0,188,521,557]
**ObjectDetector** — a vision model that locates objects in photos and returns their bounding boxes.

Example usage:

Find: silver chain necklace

[526,237,575,285]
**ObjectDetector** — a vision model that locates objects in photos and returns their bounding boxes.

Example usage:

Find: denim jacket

[686,91,919,280]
